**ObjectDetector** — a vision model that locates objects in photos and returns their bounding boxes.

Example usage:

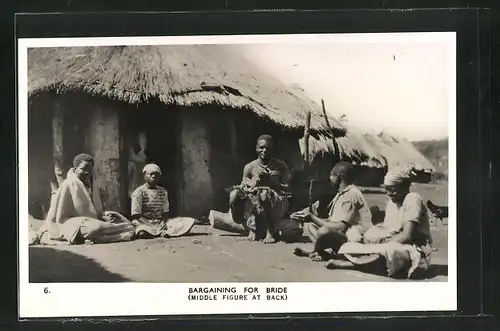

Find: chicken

[426,200,448,220]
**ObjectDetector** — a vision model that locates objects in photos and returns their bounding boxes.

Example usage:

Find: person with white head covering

[130,163,194,238]
[377,166,432,245]
[323,165,434,279]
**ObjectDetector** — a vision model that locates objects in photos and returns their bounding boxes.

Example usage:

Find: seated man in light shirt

[291,161,373,261]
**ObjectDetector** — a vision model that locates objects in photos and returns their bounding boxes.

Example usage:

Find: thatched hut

[372,132,436,183]
[300,123,437,186]
[299,125,388,187]
[27,45,346,219]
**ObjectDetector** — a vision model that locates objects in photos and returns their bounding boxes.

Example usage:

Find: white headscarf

[142,163,162,175]
[383,165,415,186]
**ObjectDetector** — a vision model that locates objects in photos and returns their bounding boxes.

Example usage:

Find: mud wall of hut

[176,105,307,218]
[27,92,125,217]
[120,104,232,219]
[86,100,123,213]
[229,109,307,212]
[27,94,54,219]
[229,110,305,174]
[28,94,326,220]
[179,108,215,217]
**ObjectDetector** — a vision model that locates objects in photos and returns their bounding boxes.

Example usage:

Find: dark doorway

[124,102,182,217]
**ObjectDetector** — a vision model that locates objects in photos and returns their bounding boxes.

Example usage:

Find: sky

[236,39,452,141]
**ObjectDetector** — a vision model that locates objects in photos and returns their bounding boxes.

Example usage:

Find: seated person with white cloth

[325,166,433,279]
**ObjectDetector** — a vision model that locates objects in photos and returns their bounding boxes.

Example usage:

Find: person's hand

[102,211,118,223]
[245,176,259,188]
[251,173,266,187]
[290,210,312,223]
[290,207,309,218]
[269,170,280,177]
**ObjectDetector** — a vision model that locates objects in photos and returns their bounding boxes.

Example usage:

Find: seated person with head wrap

[130,163,195,238]
[37,153,135,245]
[291,162,373,261]
[228,134,300,244]
[325,166,434,279]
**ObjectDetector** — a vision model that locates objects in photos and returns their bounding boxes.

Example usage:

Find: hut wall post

[119,109,130,215]
[304,111,311,166]
[52,99,66,190]
[229,115,238,172]
[179,110,213,217]
[87,103,122,213]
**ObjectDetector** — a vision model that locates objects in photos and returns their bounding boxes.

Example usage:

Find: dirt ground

[29,183,449,283]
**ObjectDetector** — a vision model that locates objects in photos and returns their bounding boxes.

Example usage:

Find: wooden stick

[321,99,334,133]
[52,101,65,191]
[308,178,314,212]
[321,99,340,161]
[304,111,311,165]
[303,111,313,211]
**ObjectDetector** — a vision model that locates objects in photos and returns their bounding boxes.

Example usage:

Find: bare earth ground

[29,183,448,283]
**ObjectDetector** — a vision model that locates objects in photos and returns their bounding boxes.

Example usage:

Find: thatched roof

[374,133,436,173]
[27,45,345,135]
[300,125,436,173]
[299,128,388,169]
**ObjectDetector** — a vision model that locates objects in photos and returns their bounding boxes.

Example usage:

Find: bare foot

[309,252,324,262]
[262,233,276,244]
[325,259,340,269]
[246,231,257,241]
[325,259,355,269]
[293,247,311,257]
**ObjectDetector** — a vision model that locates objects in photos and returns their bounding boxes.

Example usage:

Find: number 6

[44,287,49,294]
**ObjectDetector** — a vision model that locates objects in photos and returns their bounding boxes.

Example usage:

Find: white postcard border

[18,32,457,318]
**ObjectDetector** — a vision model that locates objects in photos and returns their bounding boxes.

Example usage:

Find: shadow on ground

[428,264,448,277]
[29,246,129,283]
[183,231,211,237]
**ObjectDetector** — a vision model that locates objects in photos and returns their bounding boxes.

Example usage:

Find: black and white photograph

[19,33,457,317]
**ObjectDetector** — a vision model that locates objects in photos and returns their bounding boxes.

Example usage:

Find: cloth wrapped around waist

[132,216,196,237]
[35,212,135,245]
[229,184,290,223]
[229,184,291,213]
[362,223,398,244]
[337,241,433,279]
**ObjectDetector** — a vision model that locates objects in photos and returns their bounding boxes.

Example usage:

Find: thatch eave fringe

[375,132,436,173]
[28,45,346,136]
[300,128,436,174]
[30,84,343,137]
[299,133,387,169]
